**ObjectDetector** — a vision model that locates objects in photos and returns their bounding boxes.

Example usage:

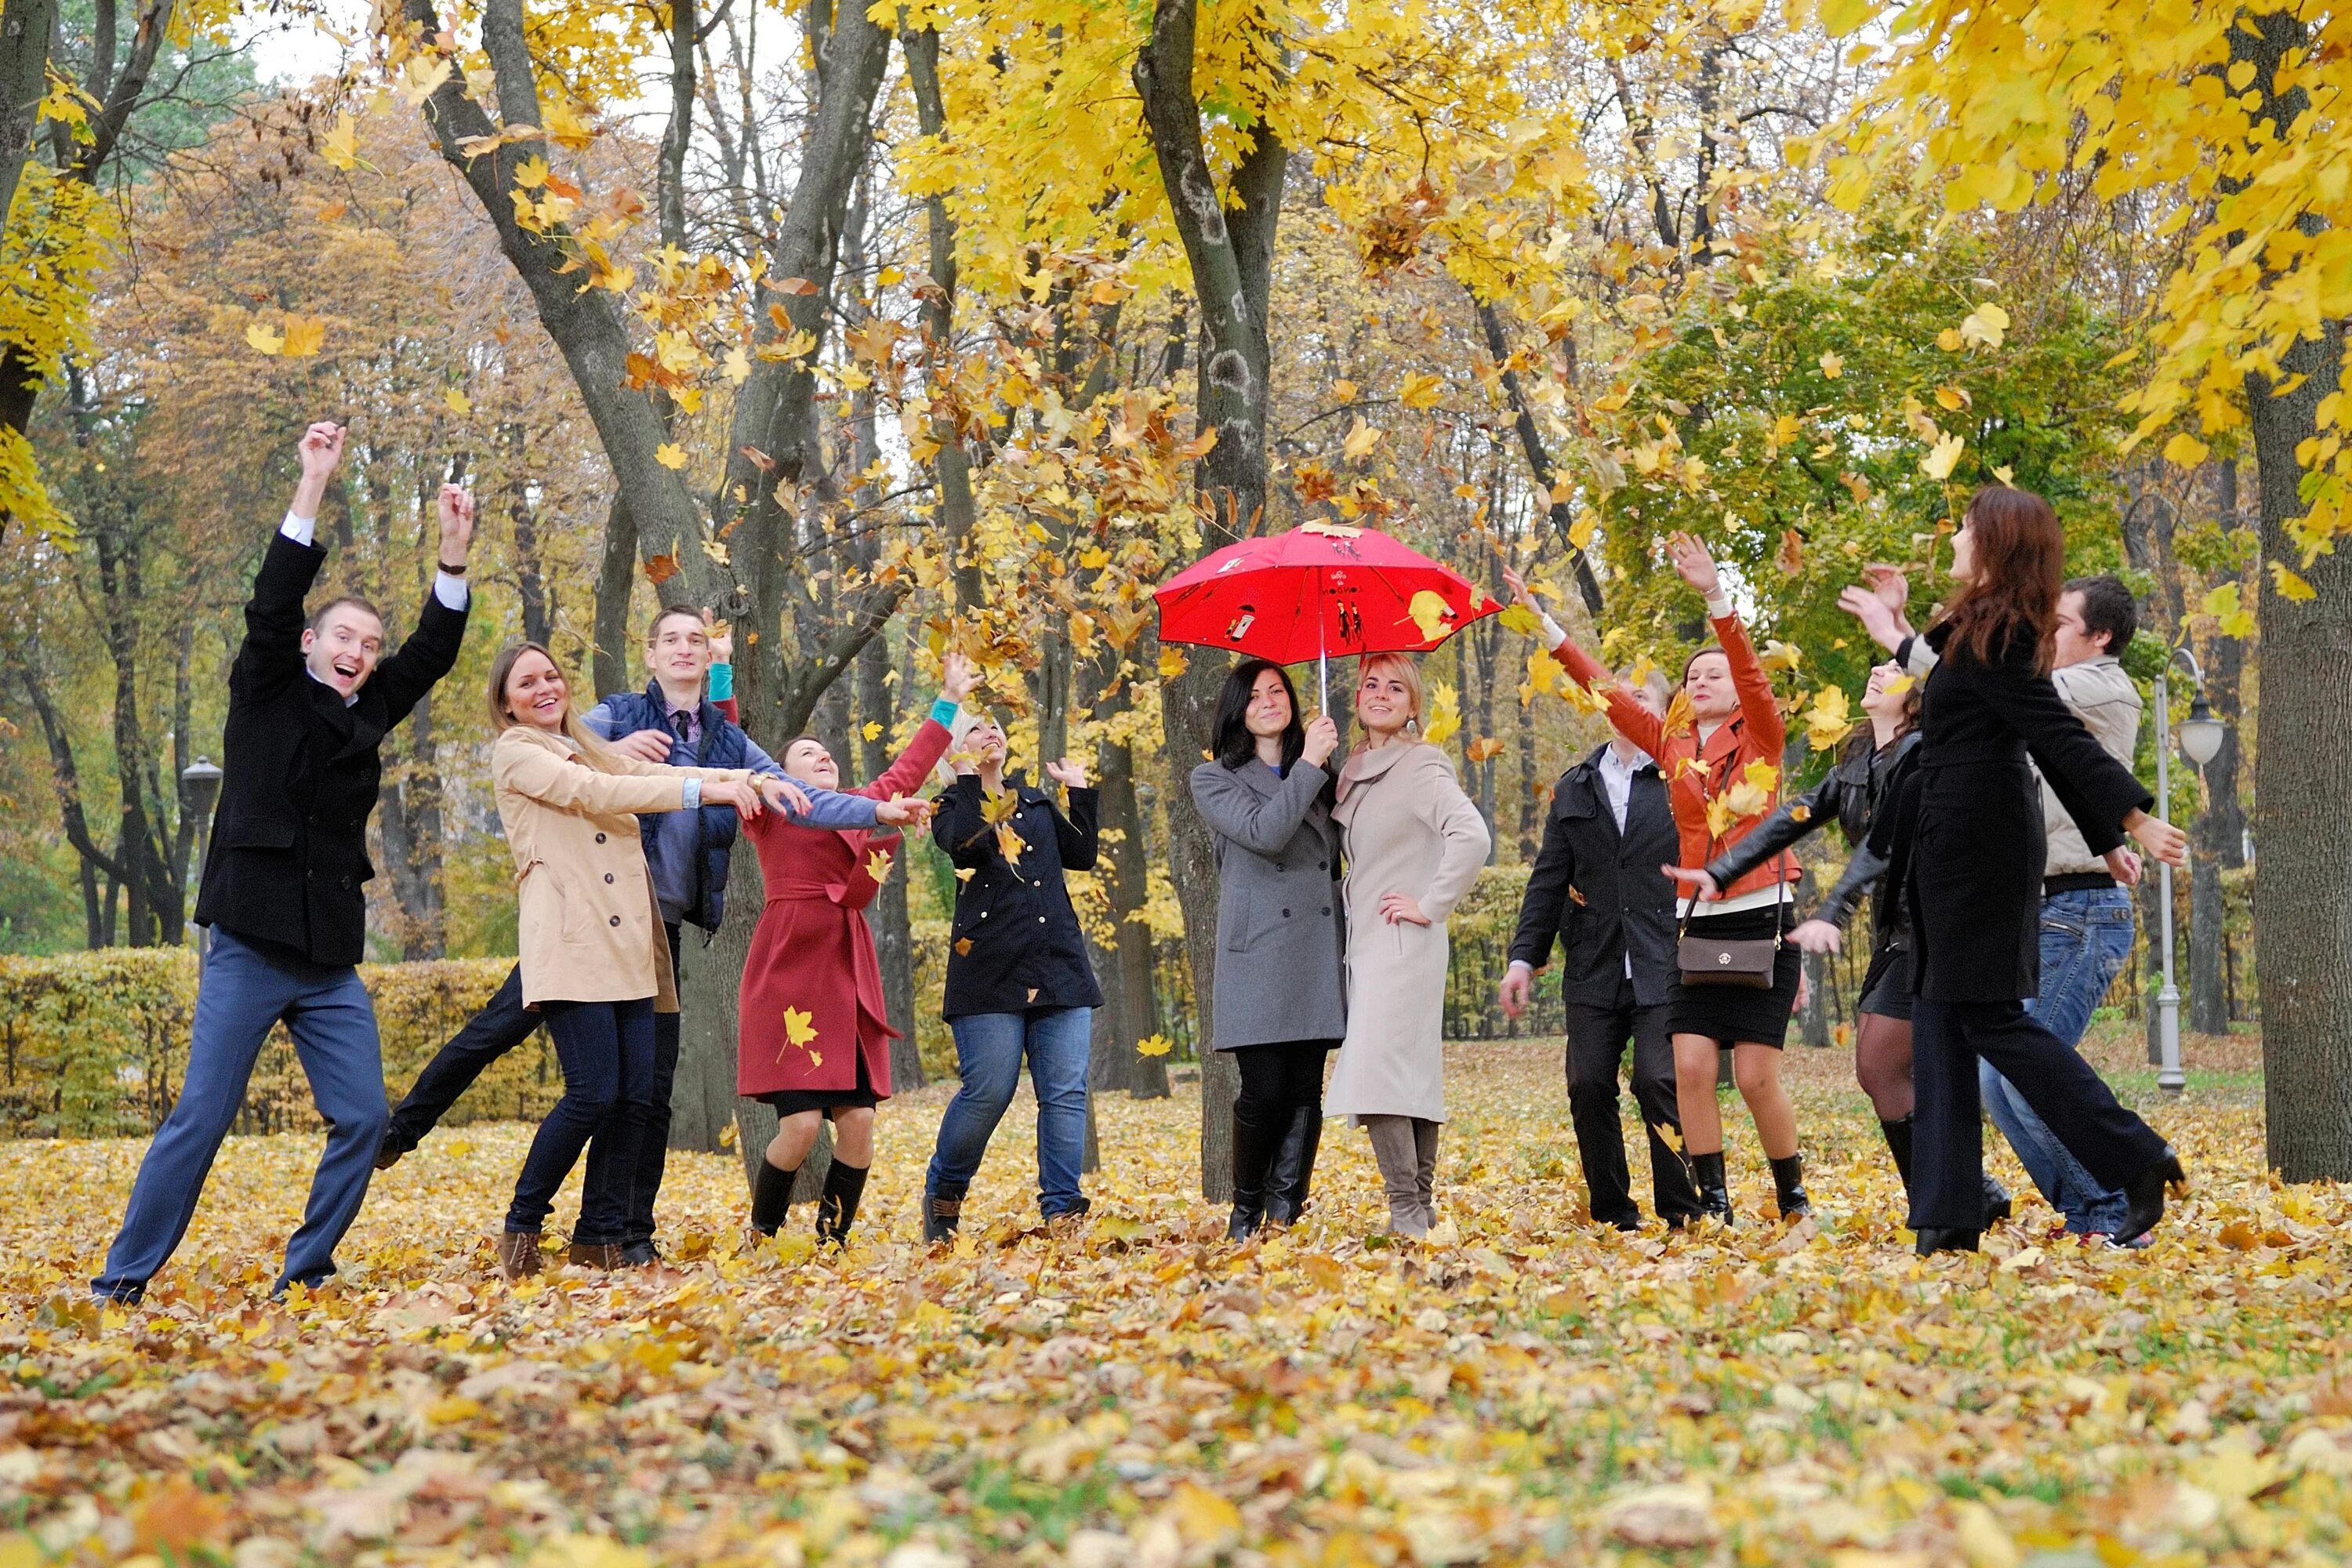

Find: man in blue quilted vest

[378,606,881,1267]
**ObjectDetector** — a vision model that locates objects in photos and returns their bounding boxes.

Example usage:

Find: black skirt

[1857,939,1915,1023]
[1668,903,1802,1046]
[756,1047,881,1118]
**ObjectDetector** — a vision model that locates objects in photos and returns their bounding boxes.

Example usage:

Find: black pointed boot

[1770,1152,1811,1219]
[1689,1151,1733,1225]
[815,1160,869,1247]
[750,1156,800,1236]
[1267,1106,1323,1225]
[1878,1116,1915,1196]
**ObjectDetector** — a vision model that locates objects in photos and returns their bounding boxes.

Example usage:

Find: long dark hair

[1211,658,1305,771]
[1940,485,2064,672]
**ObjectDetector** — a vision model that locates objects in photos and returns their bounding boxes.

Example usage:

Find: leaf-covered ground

[4,1030,2349,1568]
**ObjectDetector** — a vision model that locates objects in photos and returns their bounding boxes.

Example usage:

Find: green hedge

[0,950,553,1138]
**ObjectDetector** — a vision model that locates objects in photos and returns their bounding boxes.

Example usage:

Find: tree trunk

[2234,12,2352,1181]
[899,20,984,609]
[1092,733,1168,1098]
[592,492,637,698]
[0,0,55,245]
[1470,295,1604,616]
[378,703,447,960]
[861,630,922,1090]
[1134,0,1287,1200]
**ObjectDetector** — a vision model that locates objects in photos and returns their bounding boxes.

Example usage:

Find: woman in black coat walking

[1882,486,2187,1254]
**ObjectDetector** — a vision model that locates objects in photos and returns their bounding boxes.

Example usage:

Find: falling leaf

[644,554,681,585]
[723,346,752,383]
[1406,590,1455,642]
[1805,685,1855,752]
[1921,430,1966,481]
[1465,736,1506,763]
[1498,604,1543,637]
[1883,673,1915,695]
[996,824,1025,868]
[655,443,688,470]
[954,937,973,955]
[1705,794,1738,838]
[2269,561,2316,601]
[1157,646,1189,680]
[1776,528,1804,575]
[1662,689,1696,737]
[1340,417,1382,463]
[279,316,325,357]
[1959,301,2009,349]
[316,198,348,223]
[244,320,285,355]
[321,112,361,171]
[1936,327,1965,351]
[1934,384,1972,412]
[1135,1033,1174,1058]
[1818,350,1844,379]
[445,387,473,416]
[862,720,884,742]
[1654,1121,1682,1156]
[1179,427,1218,459]
[1422,681,1462,746]
[2202,582,2256,637]
[1567,513,1599,551]
[1722,758,1779,818]
[1759,641,1803,673]
[1397,371,1445,409]
[866,849,894,884]
[774,276,820,296]
[782,1007,818,1048]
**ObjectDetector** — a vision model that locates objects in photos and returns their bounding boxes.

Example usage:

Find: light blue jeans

[1980,887,2137,1236]
[925,1007,1092,1218]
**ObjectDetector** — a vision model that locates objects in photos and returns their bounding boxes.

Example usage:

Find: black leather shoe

[1914,1227,1980,1255]
[2121,1151,2188,1244]
[374,1133,410,1171]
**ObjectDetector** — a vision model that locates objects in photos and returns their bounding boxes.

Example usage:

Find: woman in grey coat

[1189,659,1348,1238]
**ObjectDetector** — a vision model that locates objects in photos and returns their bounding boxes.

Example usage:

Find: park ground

[2,1027,2349,1568]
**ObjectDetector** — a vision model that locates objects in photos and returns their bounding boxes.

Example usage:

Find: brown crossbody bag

[1674,753,1786,989]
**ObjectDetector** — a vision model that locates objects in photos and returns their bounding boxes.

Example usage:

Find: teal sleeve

[931,697,959,728]
[707,662,734,702]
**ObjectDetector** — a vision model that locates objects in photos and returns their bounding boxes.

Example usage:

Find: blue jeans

[925,1007,1092,1218]
[1980,887,2136,1235]
[506,997,656,1242]
[96,929,390,1298]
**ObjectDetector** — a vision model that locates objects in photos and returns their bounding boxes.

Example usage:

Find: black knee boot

[1228,1100,1282,1240]
[750,1156,800,1236]
[1878,1116,1916,1195]
[1770,1152,1810,1219]
[1689,1152,1733,1225]
[815,1160,869,1247]
[1268,1106,1323,1225]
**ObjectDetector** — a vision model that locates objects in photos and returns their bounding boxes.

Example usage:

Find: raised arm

[1044,758,1099,871]
[368,483,477,724]
[1190,759,1329,857]
[1711,608,1787,758]
[234,423,346,696]
[1504,568,1668,757]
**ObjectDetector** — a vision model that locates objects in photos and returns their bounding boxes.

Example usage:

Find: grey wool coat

[1323,740,1490,1123]
[1189,757,1348,1050]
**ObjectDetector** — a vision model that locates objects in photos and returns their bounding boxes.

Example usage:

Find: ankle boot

[1980,1174,2014,1225]
[2121,1149,2187,1245]
[1689,1152,1733,1225]
[922,1189,964,1244]
[815,1161,869,1247]
[495,1230,544,1279]
[1915,1227,1980,1256]
[1770,1152,1811,1219]
[1878,1116,1915,1196]
[750,1156,800,1236]
[565,1241,624,1269]
[1267,1107,1323,1225]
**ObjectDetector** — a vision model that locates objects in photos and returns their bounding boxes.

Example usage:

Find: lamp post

[180,757,222,962]
[2150,649,2225,1095]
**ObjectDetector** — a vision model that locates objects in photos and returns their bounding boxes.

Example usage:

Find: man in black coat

[94,423,475,1302]
[1501,699,1700,1229]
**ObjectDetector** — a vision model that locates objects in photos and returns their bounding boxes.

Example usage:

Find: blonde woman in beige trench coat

[1323,652,1490,1237]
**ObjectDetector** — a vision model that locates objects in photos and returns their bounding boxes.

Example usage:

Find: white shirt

[1510,741,1655,983]
[282,510,469,706]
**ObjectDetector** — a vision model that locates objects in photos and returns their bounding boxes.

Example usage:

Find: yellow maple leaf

[280,317,325,357]
[979,787,1019,826]
[1498,604,1542,637]
[1406,590,1454,642]
[1567,513,1598,551]
[2269,561,2316,601]
[1465,735,1506,763]
[445,387,472,416]
[723,346,752,384]
[1935,384,1972,412]
[1654,1120,1682,1155]
[1705,793,1739,838]
[1340,417,1382,463]
[1422,681,1462,746]
[996,824,1026,868]
[1819,350,1844,379]
[244,320,285,355]
[1960,301,2009,349]
[322,112,361,172]
[1397,371,1445,410]
[1157,646,1189,680]
[655,443,688,470]
[1922,430,1965,481]
[861,720,884,742]
[1135,1033,1174,1058]
[1805,685,1855,752]
[866,849,894,884]
[1760,640,1803,672]
[782,1007,817,1048]
[1662,689,1697,737]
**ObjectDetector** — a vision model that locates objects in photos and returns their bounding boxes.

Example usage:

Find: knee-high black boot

[815,1160,869,1247]
[1689,1152,1733,1225]
[1268,1106,1323,1225]
[750,1157,800,1236]
[1229,1099,1283,1240]
[1879,1116,1916,1194]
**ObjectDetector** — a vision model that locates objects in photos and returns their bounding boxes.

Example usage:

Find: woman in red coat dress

[739,653,975,1245]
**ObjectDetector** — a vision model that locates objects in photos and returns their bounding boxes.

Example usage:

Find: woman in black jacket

[920,715,1102,1242]
[1682,663,2007,1220]
[1882,486,2186,1254]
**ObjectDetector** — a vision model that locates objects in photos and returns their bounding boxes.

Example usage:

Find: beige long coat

[491,725,751,1009]
[1323,740,1490,1123]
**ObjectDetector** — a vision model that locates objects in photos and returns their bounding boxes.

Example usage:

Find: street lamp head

[2177,696,2225,768]
[181,756,224,815]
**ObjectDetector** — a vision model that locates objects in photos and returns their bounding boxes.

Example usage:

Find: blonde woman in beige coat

[1324,653,1491,1237]
[485,641,782,1276]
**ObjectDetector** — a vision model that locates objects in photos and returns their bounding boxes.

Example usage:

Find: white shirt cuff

[681,778,702,811]
[280,510,316,546]
[432,572,470,611]
[1537,612,1567,651]
[1704,590,1734,620]
[1507,959,1534,976]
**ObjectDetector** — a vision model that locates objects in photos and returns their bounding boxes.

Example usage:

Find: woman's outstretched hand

[2124,810,2188,869]
[755,776,815,818]
[1788,918,1843,954]
[1665,532,1721,598]
[1663,864,1721,902]
[1501,566,1543,620]
[1379,891,1430,926]
[940,652,978,704]
[1044,757,1087,789]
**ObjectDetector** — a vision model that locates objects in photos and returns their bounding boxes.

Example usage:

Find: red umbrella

[1153,521,1502,705]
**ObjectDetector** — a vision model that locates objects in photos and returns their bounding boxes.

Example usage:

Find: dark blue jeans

[1980,887,2137,1234]
[506,997,656,1242]
[390,925,683,1246]
[925,1007,1092,1218]
[96,929,389,1298]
